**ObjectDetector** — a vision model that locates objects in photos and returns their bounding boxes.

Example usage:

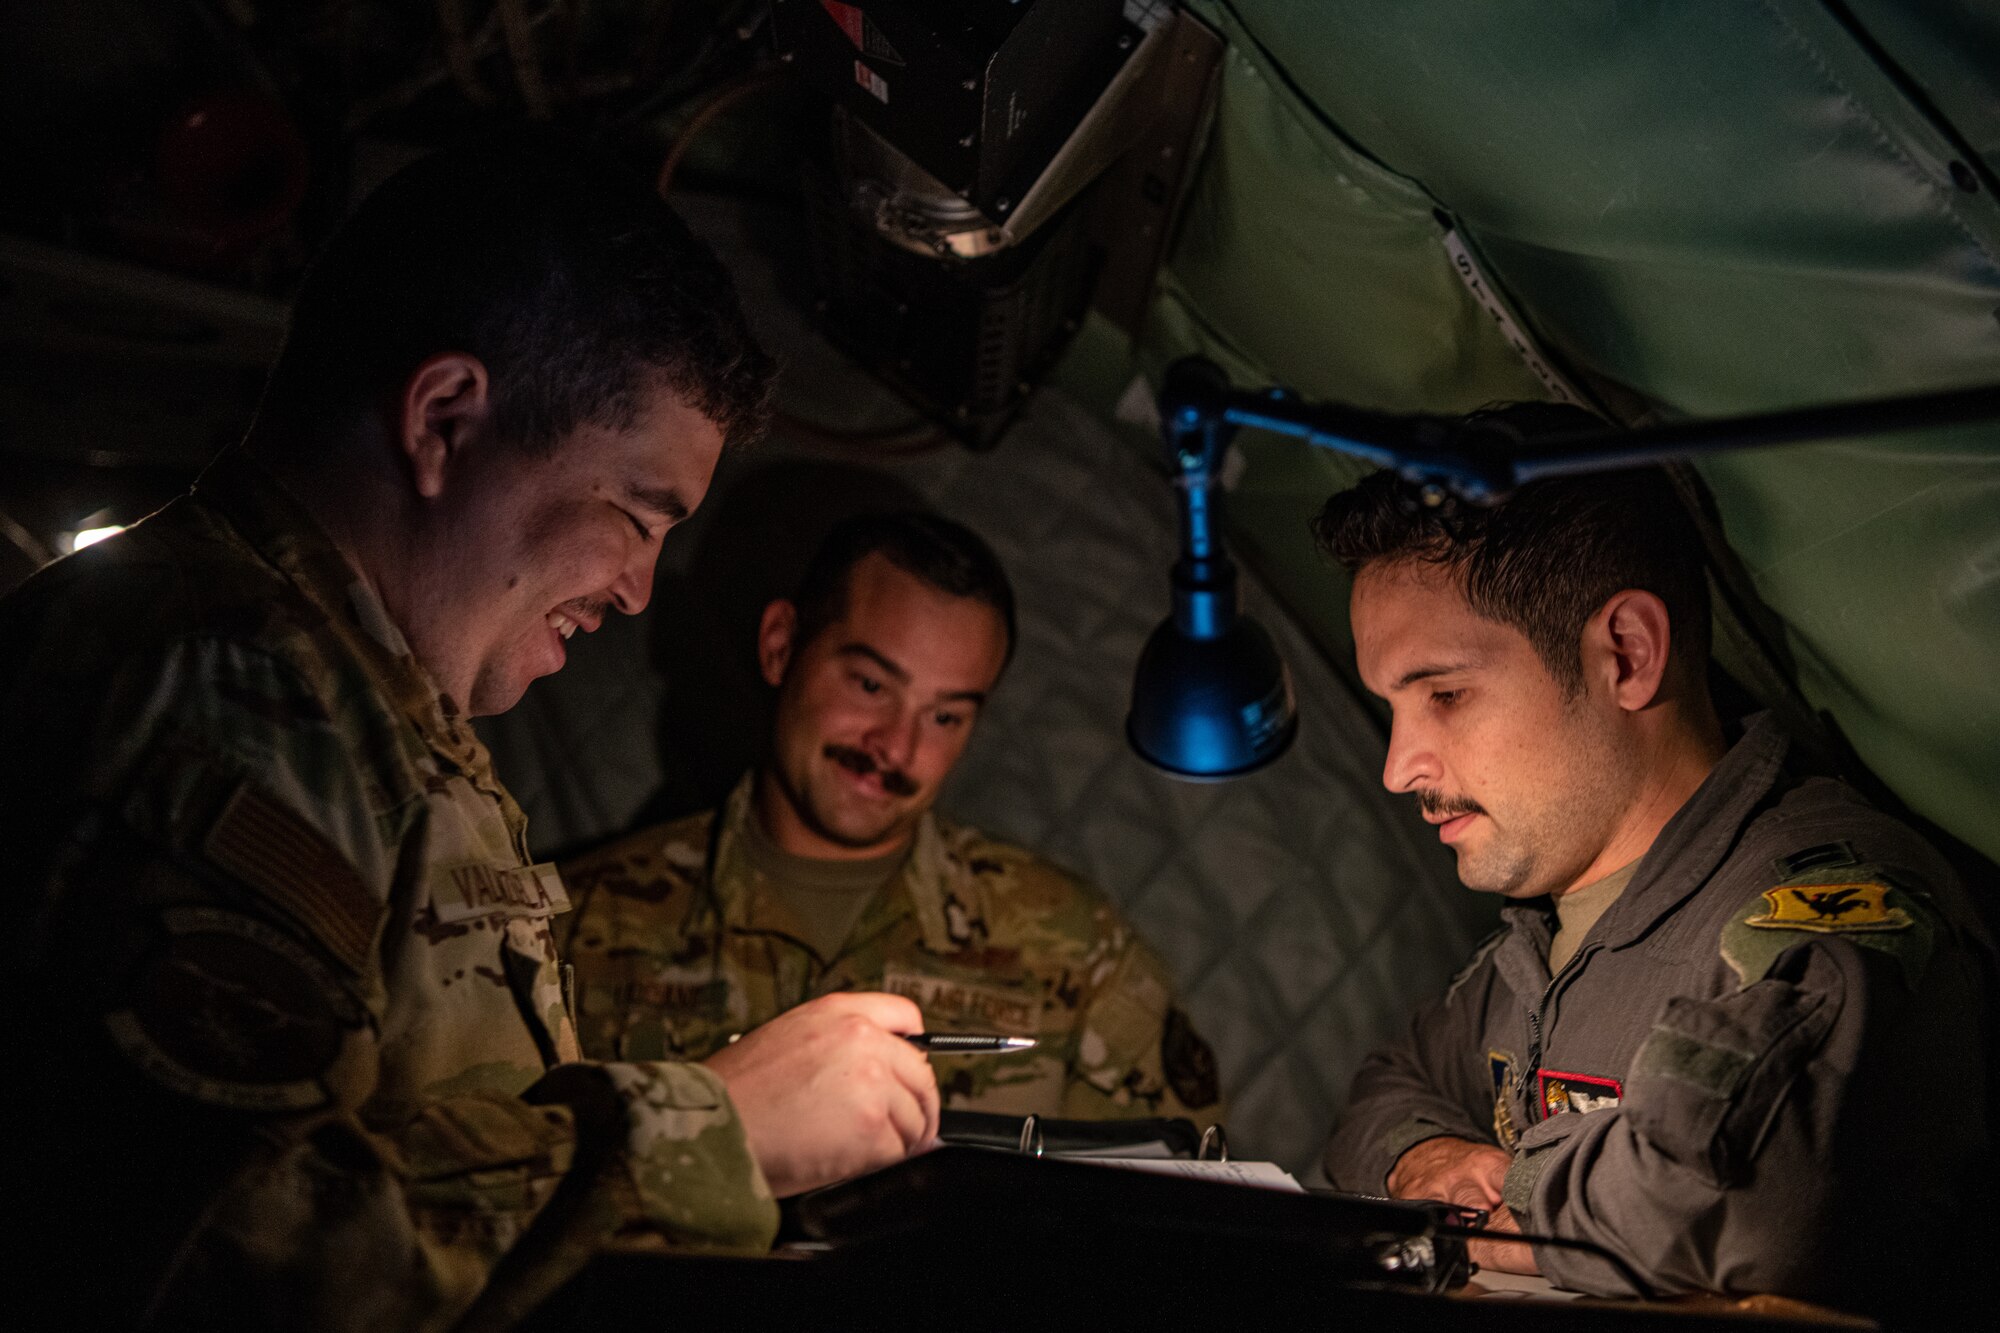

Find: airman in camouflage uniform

[6,453,775,1330]
[5,142,941,1332]
[559,509,1224,1131]
[561,775,1226,1124]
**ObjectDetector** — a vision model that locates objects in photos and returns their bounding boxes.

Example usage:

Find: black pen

[904,1033,1037,1053]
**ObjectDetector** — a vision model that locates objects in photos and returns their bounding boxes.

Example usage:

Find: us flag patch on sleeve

[203,783,383,972]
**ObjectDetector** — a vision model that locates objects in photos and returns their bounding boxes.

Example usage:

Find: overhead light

[67,523,126,552]
[1126,573,1297,781]
[1126,358,1297,779]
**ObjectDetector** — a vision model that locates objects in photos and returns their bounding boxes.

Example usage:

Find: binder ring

[1197,1124,1229,1162]
[1018,1113,1044,1158]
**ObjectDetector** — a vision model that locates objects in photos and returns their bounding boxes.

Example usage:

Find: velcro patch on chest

[1538,1069,1623,1118]
[882,964,1039,1034]
[434,862,572,924]
[623,973,733,1023]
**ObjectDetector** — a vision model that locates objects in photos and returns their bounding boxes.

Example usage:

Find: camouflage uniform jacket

[560,776,1226,1125]
[3,453,774,1333]
[1323,715,1994,1312]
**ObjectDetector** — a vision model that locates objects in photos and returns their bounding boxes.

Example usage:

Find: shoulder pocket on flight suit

[1622,976,1841,1188]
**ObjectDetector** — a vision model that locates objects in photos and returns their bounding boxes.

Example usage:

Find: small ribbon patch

[1538,1069,1623,1118]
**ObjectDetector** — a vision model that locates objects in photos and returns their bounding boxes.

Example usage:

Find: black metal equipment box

[801,154,1097,444]
[772,0,1136,222]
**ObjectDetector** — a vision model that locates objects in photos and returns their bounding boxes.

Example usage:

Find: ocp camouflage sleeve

[559,780,1227,1132]
[4,466,775,1332]
[1064,930,1226,1130]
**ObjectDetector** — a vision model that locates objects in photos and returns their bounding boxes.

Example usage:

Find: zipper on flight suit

[1523,941,1601,1123]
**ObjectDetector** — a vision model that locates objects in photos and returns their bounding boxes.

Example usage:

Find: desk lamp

[1126,355,2000,780]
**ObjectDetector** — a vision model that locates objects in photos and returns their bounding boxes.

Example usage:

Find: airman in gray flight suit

[1314,451,1992,1314]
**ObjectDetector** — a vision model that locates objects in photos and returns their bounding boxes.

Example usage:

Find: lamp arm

[1217,394,1511,500]
[1161,355,2000,504]
[1507,381,2000,485]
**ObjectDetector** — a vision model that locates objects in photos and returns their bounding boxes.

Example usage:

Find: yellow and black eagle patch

[1722,849,1936,991]
[1745,881,1911,934]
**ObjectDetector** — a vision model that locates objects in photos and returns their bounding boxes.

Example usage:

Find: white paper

[1082,1157,1306,1192]
[1463,1270,1583,1301]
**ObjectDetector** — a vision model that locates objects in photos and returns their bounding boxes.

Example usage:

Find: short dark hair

[258,135,775,451]
[1312,405,1711,694]
[791,512,1016,667]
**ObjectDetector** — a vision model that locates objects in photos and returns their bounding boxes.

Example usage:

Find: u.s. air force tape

[105,905,362,1112]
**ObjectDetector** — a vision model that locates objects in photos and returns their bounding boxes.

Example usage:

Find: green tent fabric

[1067,0,2000,864]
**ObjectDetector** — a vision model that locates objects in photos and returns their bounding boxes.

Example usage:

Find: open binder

[935,1107,1309,1189]
[935,1108,1209,1159]
[788,1144,1477,1295]
[536,1143,1845,1328]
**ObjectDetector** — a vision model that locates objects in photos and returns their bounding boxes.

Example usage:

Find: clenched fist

[1387,1136,1538,1275]
[703,992,940,1198]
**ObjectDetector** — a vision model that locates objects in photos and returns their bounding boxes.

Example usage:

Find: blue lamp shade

[1126,613,1299,780]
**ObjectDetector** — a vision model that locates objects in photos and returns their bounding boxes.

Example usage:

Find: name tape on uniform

[434,861,572,924]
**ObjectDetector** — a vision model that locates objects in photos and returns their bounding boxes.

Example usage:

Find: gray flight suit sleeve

[1504,928,1990,1310]
[1323,933,1510,1193]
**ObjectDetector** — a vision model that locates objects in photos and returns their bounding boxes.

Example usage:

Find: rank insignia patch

[1745,882,1910,934]
[1538,1069,1623,1119]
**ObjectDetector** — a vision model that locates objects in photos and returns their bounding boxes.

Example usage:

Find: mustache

[824,744,919,798]
[1416,789,1486,820]
[560,595,609,619]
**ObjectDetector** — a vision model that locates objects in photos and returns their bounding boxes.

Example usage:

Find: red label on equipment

[820,0,905,65]
[853,59,888,104]
[821,0,866,50]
